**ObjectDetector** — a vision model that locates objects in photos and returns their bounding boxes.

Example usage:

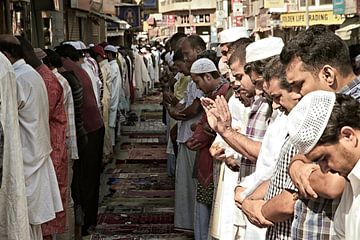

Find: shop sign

[280,11,345,27]
[264,0,285,8]
[333,0,345,15]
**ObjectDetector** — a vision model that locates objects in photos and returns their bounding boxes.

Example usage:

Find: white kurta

[0,53,31,240]
[133,53,150,98]
[13,59,63,225]
[82,62,100,108]
[239,111,288,199]
[108,60,121,128]
[332,160,360,240]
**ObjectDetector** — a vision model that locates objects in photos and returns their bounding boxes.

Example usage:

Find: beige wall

[159,0,216,14]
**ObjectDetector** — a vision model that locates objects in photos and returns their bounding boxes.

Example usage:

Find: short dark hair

[198,71,221,79]
[244,55,277,76]
[197,50,219,67]
[228,41,251,66]
[263,56,292,91]
[280,25,353,77]
[187,34,206,52]
[173,49,184,62]
[169,32,187,45]
[43,49,63,69]
[228,38,252,58]
[0,40,23,60]
[318,93,360,145]
[55,44,80,62]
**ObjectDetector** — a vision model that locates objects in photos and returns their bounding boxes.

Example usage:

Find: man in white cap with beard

[104,44,123,148]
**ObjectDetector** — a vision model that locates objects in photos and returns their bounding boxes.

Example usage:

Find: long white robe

[99,59,113,155]
[0,53,31,240]
[133,53,150,98]
[13,59,63,225]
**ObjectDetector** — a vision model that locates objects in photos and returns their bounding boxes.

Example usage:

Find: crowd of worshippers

[0,35,163,240]
[161,25,360,240]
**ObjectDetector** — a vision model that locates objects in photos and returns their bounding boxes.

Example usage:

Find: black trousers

[72,126,105,230]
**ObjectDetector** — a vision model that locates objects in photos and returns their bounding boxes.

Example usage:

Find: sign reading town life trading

[280,11,345,27]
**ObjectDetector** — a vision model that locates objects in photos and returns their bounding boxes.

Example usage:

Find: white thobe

[133,53,150,98]
[0,53,31,239]
[13,59,62,225]
[82,62,100,108]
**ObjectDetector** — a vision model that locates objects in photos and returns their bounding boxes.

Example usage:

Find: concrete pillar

[50,0,65,47]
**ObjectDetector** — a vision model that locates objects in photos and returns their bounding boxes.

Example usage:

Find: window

[299,0,316,6]
[319,0,332,4]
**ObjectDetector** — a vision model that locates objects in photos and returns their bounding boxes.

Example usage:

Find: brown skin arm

[261,189,296,223]
[221,128,262,162]
[309,170,345,199]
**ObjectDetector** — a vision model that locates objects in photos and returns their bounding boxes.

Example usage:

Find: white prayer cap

[219,27,249,44]
[34,48,47,60]
[89,43,95,48]
[77,41,87,50]
[63,41,82,50]
[288,90,336,154]
[104,44,118,53]
[245,37,284,63]
[190,58,218,74]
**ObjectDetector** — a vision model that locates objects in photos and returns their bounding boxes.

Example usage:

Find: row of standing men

[0,35,161,239]
[162,26,360,240]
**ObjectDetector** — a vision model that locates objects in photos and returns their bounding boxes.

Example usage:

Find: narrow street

[90,92,193,240]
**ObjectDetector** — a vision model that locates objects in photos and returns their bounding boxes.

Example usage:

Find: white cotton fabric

[108,59,122,128]
[288,90,335,154]
[13,59,63,225]
[245,37,284,63]
[82,62,101,107]
[0,52,31,240]
[133,53,151,98]
[218,27,249,44]
[190,58,218,74]
[239,111,288,200]
[332,159,360,240]
[177,80,204,143]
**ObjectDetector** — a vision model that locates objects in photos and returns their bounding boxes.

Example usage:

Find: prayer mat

[97,213,174,225]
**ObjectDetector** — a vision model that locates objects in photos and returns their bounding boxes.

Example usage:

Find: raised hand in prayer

[241,199,274,228]
[200,95,232,135]
[288,154,319,199]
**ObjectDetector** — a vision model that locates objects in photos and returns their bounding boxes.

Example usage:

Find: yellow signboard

[281,11,345,27]
[264,0,285,8]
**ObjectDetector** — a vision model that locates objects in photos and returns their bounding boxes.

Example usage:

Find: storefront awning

[280,11,345,28]
[90,12,131,29]
[335,24,360,40]
[107,30,125,37]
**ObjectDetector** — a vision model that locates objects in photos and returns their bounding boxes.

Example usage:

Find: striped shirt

[53,68,79,160]
[264,138,298,240]
[291,197,339,240]
[238,96,271,182]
